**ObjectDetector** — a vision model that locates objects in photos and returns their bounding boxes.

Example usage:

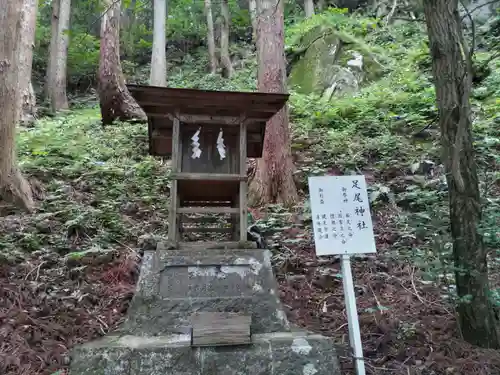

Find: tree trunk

[249,0,257,41]
[19,0,38,125]
[248,0,299,207]
[98,0,146,125]
[317,0,325,11]
[219,0,233,78]
[423,0,500,349]
[0,0,35,212]
[52,0,71,112]
[204,0,218,74]
[305,0,315,17]
[45,0,59,101]
[150,0,167,86]
[45,0,70,112]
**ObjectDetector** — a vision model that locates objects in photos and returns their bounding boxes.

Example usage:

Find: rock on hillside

[287,12,385,100]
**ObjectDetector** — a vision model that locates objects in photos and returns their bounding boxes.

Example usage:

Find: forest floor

[1,107,500,375]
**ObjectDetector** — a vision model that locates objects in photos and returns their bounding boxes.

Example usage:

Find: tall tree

[150,0,167,86]
[204,0,218,74]
[98,0,146,125]
[423,0,500,348]
[46,0,71,112]
[0,0,35,212]
[219,0,233,78]
[46,0,59,100]
[20,0,38,125]
[248,0,299,206]
[305,0,315,17]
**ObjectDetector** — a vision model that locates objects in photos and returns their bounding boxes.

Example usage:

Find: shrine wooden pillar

[168,112,180,242]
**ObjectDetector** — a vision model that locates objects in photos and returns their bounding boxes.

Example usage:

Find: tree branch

[459,0,476,59]
[461,0,500,20]
[385,0,398,25]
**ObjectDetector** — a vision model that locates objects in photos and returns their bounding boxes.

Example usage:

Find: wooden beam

[171,172,247,181]
[151,128,263,142]
[178,207,239,214]
[146,111,270,126]
[181,201,232,207]
[171,113,240,125]
[191,312,251,347]
[179,215,222,223]
[162,241,257,250]
[182,227,232,233]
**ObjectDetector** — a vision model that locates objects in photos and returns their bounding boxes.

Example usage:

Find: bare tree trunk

[248,0,299,207]
[249,0,257,41]
[305,0,315,17]
[0,0,35,212]
[150,0,167,86]
[45,0,59,101]
[317,0,325,11]
[219,0,233,78]
[423,0,500,349]
[98,0,146,125]
[19,0,38,125]
[51,0,71,112]
[45,0,70,112]
[204,0,218,74]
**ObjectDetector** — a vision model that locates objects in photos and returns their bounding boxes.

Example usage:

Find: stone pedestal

[69,248,341,374]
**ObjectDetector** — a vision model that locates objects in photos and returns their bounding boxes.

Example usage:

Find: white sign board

[308,175,376,256]
[308,175,374,375]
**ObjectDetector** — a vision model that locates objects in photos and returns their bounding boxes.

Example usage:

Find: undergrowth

[1,109,170,263]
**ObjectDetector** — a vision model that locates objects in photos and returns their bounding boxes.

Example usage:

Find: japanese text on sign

[308,175,376,256]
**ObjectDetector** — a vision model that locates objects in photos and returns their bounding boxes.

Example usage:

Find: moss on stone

[288,26,385,97]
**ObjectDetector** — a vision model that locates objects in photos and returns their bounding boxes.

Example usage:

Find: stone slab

[119,295,287,335]
[69,332,341,375]
[122,249,290,334]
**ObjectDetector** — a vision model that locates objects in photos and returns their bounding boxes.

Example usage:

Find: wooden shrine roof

[127,84,290,122]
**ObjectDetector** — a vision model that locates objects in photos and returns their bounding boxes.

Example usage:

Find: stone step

[69,332,342,375]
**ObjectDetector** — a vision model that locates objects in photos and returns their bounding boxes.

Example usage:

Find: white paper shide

[191,127,202,159]
[216,129,226,160]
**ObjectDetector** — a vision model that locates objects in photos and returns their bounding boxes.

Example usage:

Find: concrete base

[118,248,290,335]
[69,248,341,374]
[70,332,341,375]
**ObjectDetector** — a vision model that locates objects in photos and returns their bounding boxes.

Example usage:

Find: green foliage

[1,110,171,258]
[167,0,206,40]
[67,34,101,88]
[285,8,379,48]
[164,47,257,91]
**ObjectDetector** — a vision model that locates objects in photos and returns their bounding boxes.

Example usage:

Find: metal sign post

[308,175,377,375]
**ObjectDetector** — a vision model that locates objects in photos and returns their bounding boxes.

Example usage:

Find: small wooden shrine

[127,84,289,247]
